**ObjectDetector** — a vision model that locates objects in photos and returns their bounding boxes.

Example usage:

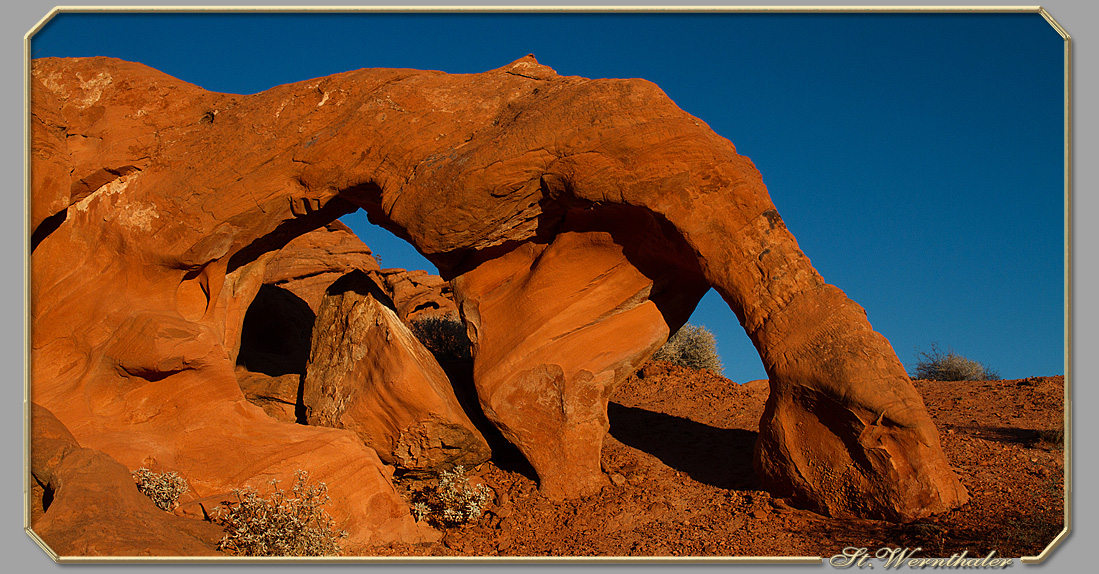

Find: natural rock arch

[29,54,967,550]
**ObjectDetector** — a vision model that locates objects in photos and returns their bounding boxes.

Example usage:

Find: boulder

[304,271,490,472]
[227,223,374,423]
[228,223,462,431]
[30,53,966,544]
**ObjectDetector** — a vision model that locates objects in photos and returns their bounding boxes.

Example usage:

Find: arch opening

[337,209,535,476]
[234,284,314,424]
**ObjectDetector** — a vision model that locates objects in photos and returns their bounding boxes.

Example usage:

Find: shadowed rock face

[30,53,966,554]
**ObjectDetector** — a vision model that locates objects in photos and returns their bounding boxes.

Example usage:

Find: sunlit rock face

[29,54,967,555]
[29,404,226,556]
[303,270,491,473]
[227,222,463,424]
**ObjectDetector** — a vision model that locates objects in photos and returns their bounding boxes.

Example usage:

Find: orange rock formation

[304,270,490,472]
[29,54,967,554]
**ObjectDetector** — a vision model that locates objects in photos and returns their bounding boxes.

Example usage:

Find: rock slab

[304,271,490,472]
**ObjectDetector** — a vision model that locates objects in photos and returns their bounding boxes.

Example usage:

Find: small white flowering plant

[408,465,492,527]
[214,469,347,557]
[132,467,189,511]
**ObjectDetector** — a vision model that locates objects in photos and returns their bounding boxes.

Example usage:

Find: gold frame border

[22,4,1072,565]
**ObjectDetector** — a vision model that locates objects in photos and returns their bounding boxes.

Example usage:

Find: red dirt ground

[367,361,1067,562]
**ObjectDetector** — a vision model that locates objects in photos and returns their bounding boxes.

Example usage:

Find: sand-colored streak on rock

[29,404,224,557]
[304,271,490,472]
[30,54,965,532]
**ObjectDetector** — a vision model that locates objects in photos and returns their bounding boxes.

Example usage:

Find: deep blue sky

[29,10,1066,383]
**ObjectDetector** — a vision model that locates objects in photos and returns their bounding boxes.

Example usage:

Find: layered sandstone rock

[230,223,465,432]
[375,268,459,322]
[30,52,966,556]
[29,404,224,557]
[30,305,436,552]
[304,271,490,472]
[454,206,710,497]
[261,221,381,312]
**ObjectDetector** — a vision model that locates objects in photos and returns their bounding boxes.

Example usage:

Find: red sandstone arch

[29,54,967,551]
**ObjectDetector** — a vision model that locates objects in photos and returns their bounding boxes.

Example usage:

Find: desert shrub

[215,470,347,557]
[911,344,1000,381]
[651,323,724,373]
[410,314,472,362]
[407,465,492,527]
[132,468,189,511]
[1031,427,1065,449]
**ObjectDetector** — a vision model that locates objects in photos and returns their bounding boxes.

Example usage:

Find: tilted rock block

[227,222,463,431]
[304,271,490,472]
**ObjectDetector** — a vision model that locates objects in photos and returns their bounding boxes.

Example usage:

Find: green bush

[132,468,189,511]
[652,323,724,374]
[409,314,472,362]
[215,470,347,557]
[911,344,1000,381]
[407,465,492,528]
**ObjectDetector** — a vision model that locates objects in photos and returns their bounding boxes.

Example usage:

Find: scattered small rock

[771,498,795,513]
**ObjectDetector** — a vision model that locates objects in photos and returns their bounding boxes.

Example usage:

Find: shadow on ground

[607,402,759,491]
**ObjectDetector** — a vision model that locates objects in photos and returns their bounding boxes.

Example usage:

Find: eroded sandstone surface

[29,54,967,555]
[30,404,224,556]
[229,223,463,427]
[304,270,490,472]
